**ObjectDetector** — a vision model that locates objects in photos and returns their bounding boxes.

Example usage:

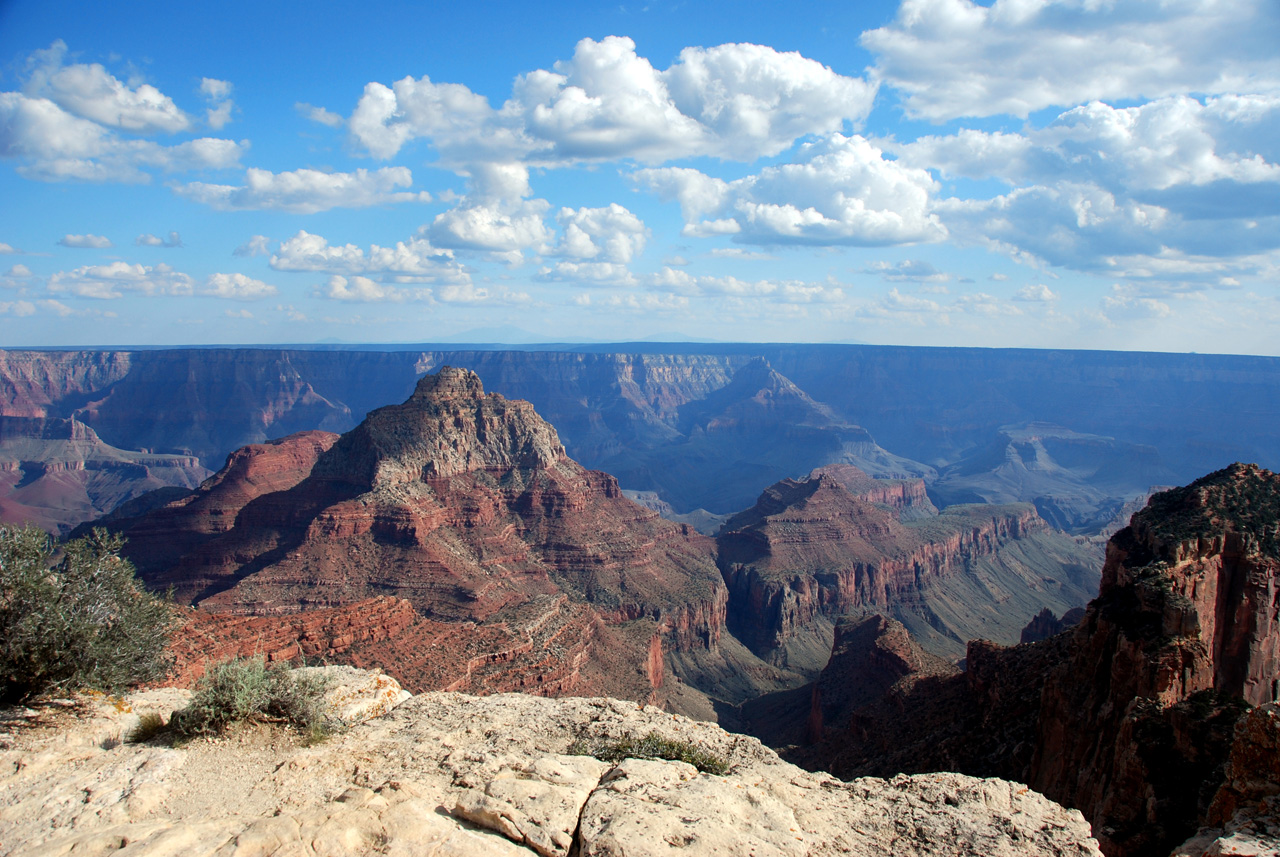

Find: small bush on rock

[171,656,330,739]
[570,731,731,775]
[127,712,167,743]
[0,525,174,704]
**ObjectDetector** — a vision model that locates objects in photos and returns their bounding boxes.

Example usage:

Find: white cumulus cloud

[200,78,234,130]
[234,235,272,257]
[862,0,1280,121]
[556,203,648,263]
[23,40,192,133]
[0,91,245,182]
[270,229,469,283]
[48,261,194,299]
[175,166,432,213]
[201,273,277,300]
[135,231,182,248]
[637,134,945,246]
[58,233,112,248]
[348,36,874,165]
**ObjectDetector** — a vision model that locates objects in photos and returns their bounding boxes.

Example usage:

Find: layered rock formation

[105,368,727,707]
[1031,462,1280,856]
[785,464,1280,857]
[5,345,1279,535]
[599,358,933,514]
[0,669,1104,857]
[717,464,1101,667]
[0,416,209,535]
[930,423,1177,533]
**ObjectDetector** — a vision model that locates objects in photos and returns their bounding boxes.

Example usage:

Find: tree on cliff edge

[0,525,173,704]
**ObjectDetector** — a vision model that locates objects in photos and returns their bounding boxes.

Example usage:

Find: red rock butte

[109,367,726,704]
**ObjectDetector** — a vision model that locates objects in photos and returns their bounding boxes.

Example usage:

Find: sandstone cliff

[717,465,1101,667]
[0,666,1104,857]
[784,463,1280,857]
[1031,462,1280,856]
[106,368,727,708]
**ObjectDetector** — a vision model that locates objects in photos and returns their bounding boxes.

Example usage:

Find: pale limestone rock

[294,664,412,727]
[0,670,1101,857]
[453,754,610,857]
[578,757,810,856]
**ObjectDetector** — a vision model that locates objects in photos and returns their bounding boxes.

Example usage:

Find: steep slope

[716,465,1101,668]
[106,367,728,707]
[600,358,933,514]
[785,463,1280,857]
[0,416,209,535]
[931,422,1178,532]
[1031,462,1280,856]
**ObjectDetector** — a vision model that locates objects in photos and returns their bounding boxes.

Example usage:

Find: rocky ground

[0,666,1103,857]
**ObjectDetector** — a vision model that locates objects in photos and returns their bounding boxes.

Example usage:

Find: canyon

[3,346,1280,855]
[782,464,1280,857]
[3,344,1277,533]
[89,367,1099,724]
[100,367,730,709]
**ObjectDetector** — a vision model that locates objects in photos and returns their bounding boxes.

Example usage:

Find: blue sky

[1,0,1278,352]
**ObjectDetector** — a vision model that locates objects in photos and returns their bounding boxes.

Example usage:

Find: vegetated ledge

[0,666,1101,857]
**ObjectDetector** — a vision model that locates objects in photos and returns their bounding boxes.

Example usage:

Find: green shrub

[170,656,330,738]
[0,525,174,704]
[569,731,731,775]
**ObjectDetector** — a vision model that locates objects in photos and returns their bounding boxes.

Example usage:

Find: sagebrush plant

[569,731,731,775]
[0,524,174,704]
[170,656,331,739]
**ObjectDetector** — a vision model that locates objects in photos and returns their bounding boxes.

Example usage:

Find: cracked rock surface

[1,668,1100,857]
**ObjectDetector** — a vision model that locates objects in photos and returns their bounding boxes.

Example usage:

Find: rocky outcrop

[1020,606,1086,643]
[779,465,1280,857]
[1173,703,1280,855]
[107,368,726,708]
[1030,463,1280,856]
[717,468,1100,667]
[763,618,1069,789]
[805,615,958,743]
[0,671,1103,857]
[72,429,338,565]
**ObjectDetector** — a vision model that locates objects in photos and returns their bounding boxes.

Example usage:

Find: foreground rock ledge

[0,669,1100,857]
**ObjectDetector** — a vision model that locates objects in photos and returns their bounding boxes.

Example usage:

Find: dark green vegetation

[0,525,173,704]
[169,656,331,742]
[1137,463,1280,556]
[569,731,731,775]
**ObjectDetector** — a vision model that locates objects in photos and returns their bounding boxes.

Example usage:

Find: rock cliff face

[782,464,1280,857]
[1031,462,1280,856]
[0,416,209,535]
[717,466,1100,667]
[0,669,1104,857]
[107,368,726,707]
[4,345,1278,534]
[599,359,933,514]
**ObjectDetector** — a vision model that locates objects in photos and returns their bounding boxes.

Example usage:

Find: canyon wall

[4,344,1277,531]
[717,466,1100,666]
